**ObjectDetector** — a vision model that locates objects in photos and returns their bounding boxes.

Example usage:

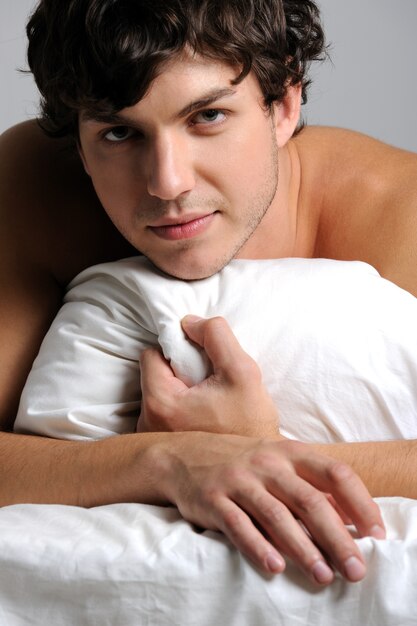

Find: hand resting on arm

[139,315,385,584]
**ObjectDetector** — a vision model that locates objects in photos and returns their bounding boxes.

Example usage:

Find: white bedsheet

[0,498,416,625]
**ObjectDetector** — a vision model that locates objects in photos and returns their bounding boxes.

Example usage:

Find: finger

[293,450,386,540]
[325,493,353,526]
[181,315,259,382]
[140,348,186,396]
[234,487,335,585]
[212,496,287,576]
[271,471,368,582]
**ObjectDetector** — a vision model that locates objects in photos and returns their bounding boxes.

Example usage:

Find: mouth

[148,212,217,241]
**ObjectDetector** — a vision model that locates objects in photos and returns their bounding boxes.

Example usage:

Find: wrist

[138,431,191,506]
[78,432,184,507]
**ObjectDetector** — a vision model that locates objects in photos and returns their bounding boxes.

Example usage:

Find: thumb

[181,315,257,381]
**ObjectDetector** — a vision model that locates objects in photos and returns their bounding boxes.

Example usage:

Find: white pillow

[15,257,417,443]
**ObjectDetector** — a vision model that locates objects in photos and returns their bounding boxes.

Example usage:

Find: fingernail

[265,552,285,573]
[344,556,366,582]
[181,315,202,325]
[369,524,386,539]
[312,560,334,584]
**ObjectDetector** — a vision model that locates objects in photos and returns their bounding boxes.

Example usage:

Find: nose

[147,133,195,200]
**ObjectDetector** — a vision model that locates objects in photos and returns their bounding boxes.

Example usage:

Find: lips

[148,213,216,241]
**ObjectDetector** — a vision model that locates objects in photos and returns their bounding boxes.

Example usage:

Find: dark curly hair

[27,0,326,138]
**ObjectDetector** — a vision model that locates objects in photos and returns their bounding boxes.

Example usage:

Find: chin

[147,254,229,282]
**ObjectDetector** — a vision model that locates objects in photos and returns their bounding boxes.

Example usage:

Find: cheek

[221,136,273,196]
[223,120,272,171]
[80,137,143,196]
[195,132,259,196]
[88,157,145,214]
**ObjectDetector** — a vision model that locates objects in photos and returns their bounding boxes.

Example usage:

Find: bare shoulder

[0,120,134,284]
[0,121,134,430]
[294,127,417,296]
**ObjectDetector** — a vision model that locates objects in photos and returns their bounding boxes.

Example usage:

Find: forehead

[155,51,237,87]
[80,53,265,126]
[139,54,238,110]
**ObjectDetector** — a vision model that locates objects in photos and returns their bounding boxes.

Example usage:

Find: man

[1,0,416,585]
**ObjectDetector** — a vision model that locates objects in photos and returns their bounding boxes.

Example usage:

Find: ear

[272,83,302,147]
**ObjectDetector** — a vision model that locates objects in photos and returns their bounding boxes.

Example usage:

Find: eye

[103,126,137,143]
[193,109,226,125]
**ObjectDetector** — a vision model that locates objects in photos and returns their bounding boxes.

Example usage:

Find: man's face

[79,54,286,279]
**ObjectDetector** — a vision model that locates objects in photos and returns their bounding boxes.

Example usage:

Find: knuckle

[260,501,287,527]
[233,355,261,381]
[199,486,222,508]
[250,449,277,472]
[205,316,228,334]
[326,460,356,485]
[293,486,324,515]
[223,465,250,488]
[222,508,244,536]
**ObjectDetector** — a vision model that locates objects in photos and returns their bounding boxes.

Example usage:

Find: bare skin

[1,115,416,583]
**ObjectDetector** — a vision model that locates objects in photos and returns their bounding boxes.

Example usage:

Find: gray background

[1,0,416,151]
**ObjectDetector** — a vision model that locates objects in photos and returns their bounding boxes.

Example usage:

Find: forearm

[313,439,417,498]
[0,430,174,507]
[0,429,386,583]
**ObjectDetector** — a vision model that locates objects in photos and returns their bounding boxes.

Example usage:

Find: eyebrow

[176,87,237,117]
[81,87,237,126]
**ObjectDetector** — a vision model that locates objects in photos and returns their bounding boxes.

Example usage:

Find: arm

[313,439,417,499]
